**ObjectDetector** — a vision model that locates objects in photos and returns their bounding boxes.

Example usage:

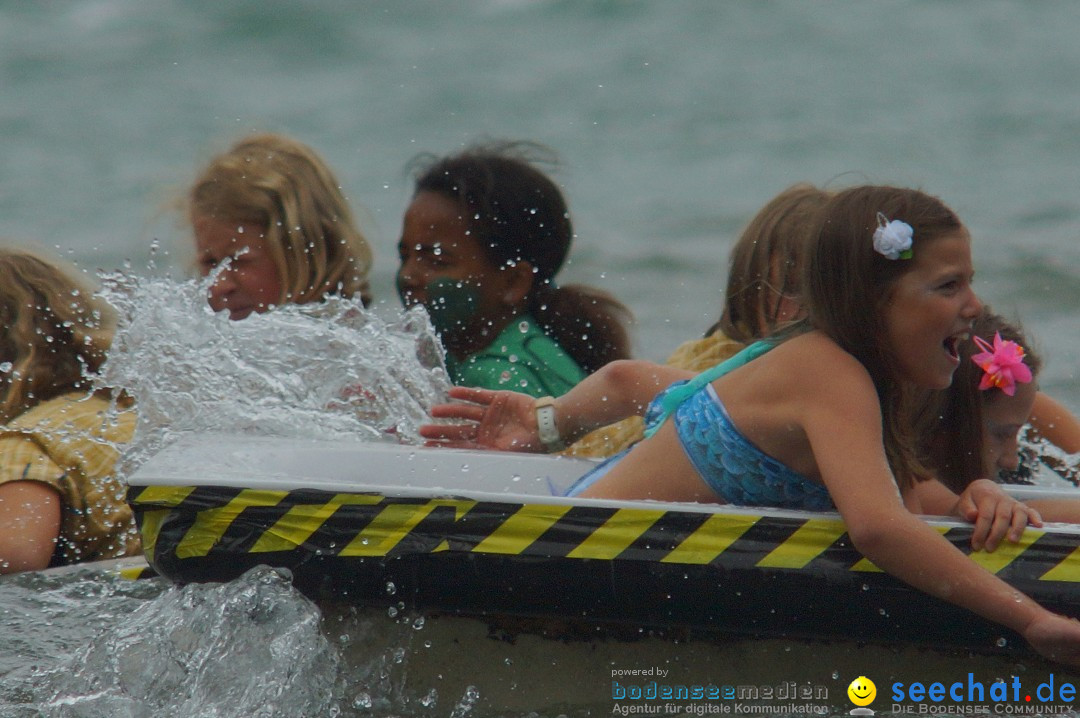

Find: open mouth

[943,332,969,361]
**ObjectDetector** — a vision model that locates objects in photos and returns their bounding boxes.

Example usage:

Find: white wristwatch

[534,396,566,452]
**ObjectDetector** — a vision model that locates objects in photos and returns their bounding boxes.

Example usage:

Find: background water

[1,0,1079,405]
[4,1,1080,715]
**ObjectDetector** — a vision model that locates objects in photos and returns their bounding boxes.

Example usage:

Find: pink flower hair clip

[971,332,1033,396]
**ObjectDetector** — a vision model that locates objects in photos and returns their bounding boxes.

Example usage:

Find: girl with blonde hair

[189,132,374,319]
[0,248,138,573]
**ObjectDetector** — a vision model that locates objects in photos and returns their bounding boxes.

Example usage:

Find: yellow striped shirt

[0,391,138,565]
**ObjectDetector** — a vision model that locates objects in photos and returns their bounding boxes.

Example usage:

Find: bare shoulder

[768,332,875,390]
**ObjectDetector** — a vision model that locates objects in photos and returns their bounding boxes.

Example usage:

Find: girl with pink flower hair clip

[919,309,1080,523]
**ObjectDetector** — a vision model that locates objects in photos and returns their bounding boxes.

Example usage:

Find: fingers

[446,385,499,404]
[428,403,488,421]
[418,423,477,442]
[956,492,979,522]
[971,498,1039,552]
[971,507,994,552]
[422,439,476,449]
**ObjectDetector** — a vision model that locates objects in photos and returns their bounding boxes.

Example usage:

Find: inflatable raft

[127,434,1080,652]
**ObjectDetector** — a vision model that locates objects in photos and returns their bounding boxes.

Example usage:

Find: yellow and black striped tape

[127,484,1080,584]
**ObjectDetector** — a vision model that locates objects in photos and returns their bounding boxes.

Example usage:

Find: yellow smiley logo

[847,676,876,707]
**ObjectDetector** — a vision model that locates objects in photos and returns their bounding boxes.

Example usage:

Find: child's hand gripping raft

[422,185,1080,668]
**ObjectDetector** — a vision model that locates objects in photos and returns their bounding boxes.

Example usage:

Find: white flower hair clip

[872,212,914,260]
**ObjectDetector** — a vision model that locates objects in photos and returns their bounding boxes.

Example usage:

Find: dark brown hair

[410,141,632,373]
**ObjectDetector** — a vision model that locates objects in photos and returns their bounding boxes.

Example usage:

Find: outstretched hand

[419,386,546,453]
[955,479,1043,552]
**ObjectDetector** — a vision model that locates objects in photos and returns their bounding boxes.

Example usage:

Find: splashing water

[95,272,452,476]
[1,567,341,718]
[1006,428,1080,487]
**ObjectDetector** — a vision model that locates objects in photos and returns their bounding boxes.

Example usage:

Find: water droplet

[385,581,396,595]
[996,637,1008,647]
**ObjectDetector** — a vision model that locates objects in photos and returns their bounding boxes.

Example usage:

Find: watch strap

[534,396,566,452]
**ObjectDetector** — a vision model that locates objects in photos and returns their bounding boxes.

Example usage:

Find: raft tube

[126,434,1080,652]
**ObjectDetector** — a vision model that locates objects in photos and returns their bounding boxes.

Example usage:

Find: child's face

[982,381,1038,475]
[883,232,982,389]
[397,192,521,344]
[194,215,283,320]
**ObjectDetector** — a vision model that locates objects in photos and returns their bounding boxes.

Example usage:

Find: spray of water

[11,567,341,718]
[95,271,452,477]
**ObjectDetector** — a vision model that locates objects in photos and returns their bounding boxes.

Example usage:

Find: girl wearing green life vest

[396,141,633,399]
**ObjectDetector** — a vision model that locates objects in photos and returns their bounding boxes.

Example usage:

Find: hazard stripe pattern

[128,485,1080,582]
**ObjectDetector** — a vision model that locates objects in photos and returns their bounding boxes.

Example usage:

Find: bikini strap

[642,340,775,439]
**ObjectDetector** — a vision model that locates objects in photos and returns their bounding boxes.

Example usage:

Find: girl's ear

[501,260,535,306]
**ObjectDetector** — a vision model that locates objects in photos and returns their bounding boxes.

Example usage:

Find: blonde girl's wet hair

[0,248,114,424]
[189,133,373,306]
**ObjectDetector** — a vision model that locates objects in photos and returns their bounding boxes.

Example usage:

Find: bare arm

[1030,392,1080,454]
[803,353,1080,665]
[0,481,60,574]
[420,360,693,452]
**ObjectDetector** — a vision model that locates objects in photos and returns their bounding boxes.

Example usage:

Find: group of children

[2,130,1080,667]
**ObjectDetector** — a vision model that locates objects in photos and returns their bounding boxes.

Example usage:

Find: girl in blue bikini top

[422,185,1080,668]
[565,340,832,510]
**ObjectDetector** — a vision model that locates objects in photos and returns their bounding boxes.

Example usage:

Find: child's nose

[396,258,428,293]
[996,439,1021,472]
[962,289,983,320]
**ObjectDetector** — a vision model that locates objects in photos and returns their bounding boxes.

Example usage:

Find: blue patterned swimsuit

[566,341,834,510]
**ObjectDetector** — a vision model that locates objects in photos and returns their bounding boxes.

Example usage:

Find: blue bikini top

[648,340,833,510]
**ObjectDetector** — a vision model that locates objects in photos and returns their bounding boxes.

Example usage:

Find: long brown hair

[0,248,114,423]
[804,186,967,487]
